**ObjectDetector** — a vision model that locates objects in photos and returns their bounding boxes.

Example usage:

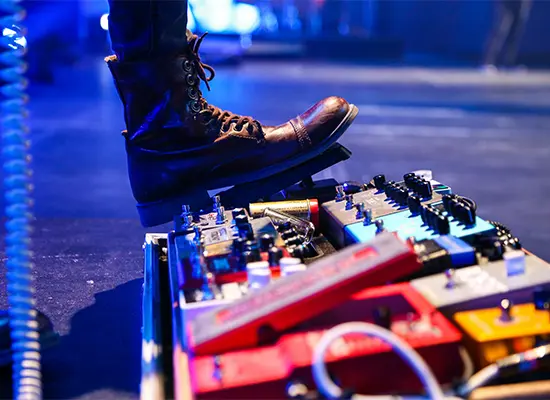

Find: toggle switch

[345,194,354,210]
[335,185,345,202]
[362,208,373,226]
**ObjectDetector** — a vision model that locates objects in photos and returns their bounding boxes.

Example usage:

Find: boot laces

[188,33,262,137]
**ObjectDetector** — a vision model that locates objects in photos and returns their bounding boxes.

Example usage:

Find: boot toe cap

[299,96,352,147]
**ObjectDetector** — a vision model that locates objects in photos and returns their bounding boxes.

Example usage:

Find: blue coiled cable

[0,1,42,399]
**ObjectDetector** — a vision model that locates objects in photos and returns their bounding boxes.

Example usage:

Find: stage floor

[1,59,550,399]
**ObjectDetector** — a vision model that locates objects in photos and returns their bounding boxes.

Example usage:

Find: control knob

[435,214,450,235]
[231,208,247,220]
[499,299,513,322]
[407,195,422,216]
[268,247,283,267]
[403,173,416,188]
[373,174,386,190]
[417,180,433,199]
[260,234,275,251]
[234,214,249,227]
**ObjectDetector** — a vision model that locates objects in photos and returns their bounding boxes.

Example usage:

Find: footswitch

[410,254,550,316]
[187,284,464,399]
[454,297,550,369]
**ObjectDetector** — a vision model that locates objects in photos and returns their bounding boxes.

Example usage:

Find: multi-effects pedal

[142,169,549,400]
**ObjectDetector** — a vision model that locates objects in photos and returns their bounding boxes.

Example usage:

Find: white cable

[312,322,460,400]
[456,363,499,397]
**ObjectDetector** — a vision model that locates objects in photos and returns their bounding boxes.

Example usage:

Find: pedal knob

[362,208,373,226]
[245,240,262,261]
[234,214,249,227]
[427,209,442,231]
[462,205,476,226]
[238,223,254,239]
[418,180,433,199]
[355,202,365,219]
[435,214,451,235]
[260,234,274,251]
[446,198,459,218]
[335,185,345,202]
[499,299,513,322]
[373,306,392,329]
[345,194,354,210]
[454,202,475,226]
[383,180,396,197]
[444,269,457,289]
[373,174,386,190]
[408,176,420,193]
[389,183,400,201]
[420,205,430,225]
[407,195,422,216]
[403,173,416,188]
[268,247,284,267]
[375,219,385,234]
[231,208,247,220]
[442,194,456,213]
[232,237,247,255]
[396,188,409,206]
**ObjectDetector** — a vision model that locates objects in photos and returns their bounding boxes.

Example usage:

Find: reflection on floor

[0,58,549,399]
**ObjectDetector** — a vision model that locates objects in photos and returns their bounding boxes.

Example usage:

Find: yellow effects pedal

[454,299,550,369]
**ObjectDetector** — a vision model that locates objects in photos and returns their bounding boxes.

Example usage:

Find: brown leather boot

[106,33,358,227]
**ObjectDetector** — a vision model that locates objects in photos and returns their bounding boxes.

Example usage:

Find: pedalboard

[141,166,549,400]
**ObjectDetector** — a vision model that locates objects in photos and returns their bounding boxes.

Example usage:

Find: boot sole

[137,104,359,227]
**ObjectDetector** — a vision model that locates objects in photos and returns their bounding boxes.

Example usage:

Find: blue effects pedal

[345,196,495,245]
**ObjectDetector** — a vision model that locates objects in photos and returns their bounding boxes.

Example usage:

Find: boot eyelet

[233,124,244,133]
[182,59,193,72]
[190,100,201,113]
[186,74,196,86]
[187,87,199,100]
